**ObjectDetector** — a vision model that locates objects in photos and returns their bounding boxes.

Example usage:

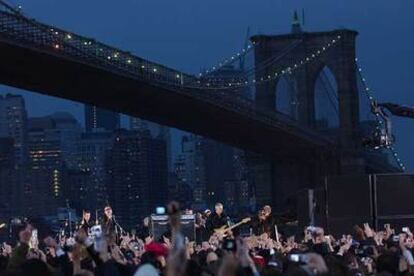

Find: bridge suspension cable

[192,39,304,92]
[188,36,343,90]
[198,41,256,77]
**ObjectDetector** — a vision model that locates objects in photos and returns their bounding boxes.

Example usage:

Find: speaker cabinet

[150,214,195,241]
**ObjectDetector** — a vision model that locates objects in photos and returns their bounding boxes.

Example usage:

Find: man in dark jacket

[79,209,93,234]
[206,203,229,236]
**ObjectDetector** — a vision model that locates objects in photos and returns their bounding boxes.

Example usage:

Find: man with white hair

[205,203,229,236]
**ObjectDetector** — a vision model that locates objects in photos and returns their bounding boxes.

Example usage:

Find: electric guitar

[214,217,251,236]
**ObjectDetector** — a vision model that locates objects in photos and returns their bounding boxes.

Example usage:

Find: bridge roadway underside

[0,38,331,158]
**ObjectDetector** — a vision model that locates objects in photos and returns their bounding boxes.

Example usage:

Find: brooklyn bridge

[0,1,408,229]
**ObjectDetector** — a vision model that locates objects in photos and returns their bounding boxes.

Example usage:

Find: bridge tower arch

[252,29,360,148]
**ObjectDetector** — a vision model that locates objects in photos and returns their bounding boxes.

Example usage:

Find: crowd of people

[1,201,414,276]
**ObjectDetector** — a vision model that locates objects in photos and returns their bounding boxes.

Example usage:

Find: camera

[222,239,237,252]
[155,206,166,215]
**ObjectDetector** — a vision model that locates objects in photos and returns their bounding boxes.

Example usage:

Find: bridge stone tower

[250,18,363,211]
[251,29,360,149]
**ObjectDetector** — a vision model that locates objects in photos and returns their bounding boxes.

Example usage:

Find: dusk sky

[1,0,413,171]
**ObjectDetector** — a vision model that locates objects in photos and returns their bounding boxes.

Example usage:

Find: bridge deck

[0,9,335,157]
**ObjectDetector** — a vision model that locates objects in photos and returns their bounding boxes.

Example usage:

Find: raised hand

[363,223,375,238]
[111,244,127,265]
[384,223,394,239]
[19,229,31,245]
[43,236,58,249]
[2,242,12,256]
[374,231,385,246]
[144,235,153,245]
[404,227,414,238]
[338,236,352,256]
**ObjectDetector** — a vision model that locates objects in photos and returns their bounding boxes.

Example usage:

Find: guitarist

[206,202,229,237]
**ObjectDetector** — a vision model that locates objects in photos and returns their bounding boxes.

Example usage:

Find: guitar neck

[226,221,245,231]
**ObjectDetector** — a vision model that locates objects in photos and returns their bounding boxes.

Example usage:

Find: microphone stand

[66,200,72,237]
[112,215,126,236]
[95,209,100,225]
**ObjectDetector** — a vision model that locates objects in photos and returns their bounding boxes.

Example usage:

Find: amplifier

[150,214,195,241]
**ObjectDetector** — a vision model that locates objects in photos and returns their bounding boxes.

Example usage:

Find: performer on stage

[263,205,276,238]
[102,205,116,238]
[251,209,269,236]
[79,209,92,233]
[205,203,229,236]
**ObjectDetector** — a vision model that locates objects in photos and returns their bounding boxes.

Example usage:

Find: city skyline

[0,0,412,170]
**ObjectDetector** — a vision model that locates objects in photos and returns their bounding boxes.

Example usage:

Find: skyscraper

[50,112,82,169]
[0,94,28,164]
[84,105,120,132]
[26,116,64,216]
[174,135,206,209]
[25,113,80,216]
[106,129,168,229]
[130,116,173,172]
[0,138,18,219]
[74,130,114,211]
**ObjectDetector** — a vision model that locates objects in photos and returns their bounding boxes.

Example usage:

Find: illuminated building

[106,129,168,229]
[84,105,120,132]
[0,94,28,164]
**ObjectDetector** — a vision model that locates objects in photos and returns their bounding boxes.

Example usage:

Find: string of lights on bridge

[356,59,406,171]
[48,30,408,171]
[49,24,343,91]
[190,35,344,90]
[3,2,406,171]
[198,41,256,77]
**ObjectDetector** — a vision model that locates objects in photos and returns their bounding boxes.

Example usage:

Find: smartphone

[392,235,400,242]
[29,229,38,249]
[156,206,166,215]
[289,254,308,263]
[31,229,38,240]
[402,227,409,233]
